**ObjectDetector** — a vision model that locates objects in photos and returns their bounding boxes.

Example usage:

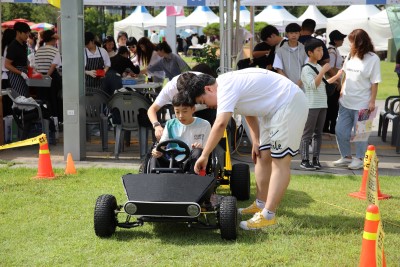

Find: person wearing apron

[84,32,110,91]
[4,22,31,97]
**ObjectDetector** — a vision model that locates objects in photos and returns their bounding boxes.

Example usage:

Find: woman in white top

[333,29,381,170]
[136,37,165,84]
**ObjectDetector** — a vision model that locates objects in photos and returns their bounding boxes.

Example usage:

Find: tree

[1,3,58,24]
[84,7,121,40]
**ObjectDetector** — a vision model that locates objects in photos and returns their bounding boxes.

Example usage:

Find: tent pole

[250,6,254,59]
[227,0,233,71]
[219,0,225,73]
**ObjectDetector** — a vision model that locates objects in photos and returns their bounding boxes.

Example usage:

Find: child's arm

[315,63,331,87]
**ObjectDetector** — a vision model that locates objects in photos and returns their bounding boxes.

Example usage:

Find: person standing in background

[395,47,400,95]
[84,32,110,90]
[102,35,117,58]
[323,30,347,135]
[150,30,159,44]
[116,31,128,48]
[1,28,16,116]
[136,37,165,84]
[333,29,381,170]
[5,22,31,97]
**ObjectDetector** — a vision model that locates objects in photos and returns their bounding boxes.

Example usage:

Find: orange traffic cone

[65,153,77,175]
[35,141,55,179]
[349,145,390,200]
[359,204,386,267]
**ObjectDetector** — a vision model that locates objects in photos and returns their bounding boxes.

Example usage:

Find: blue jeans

[335,103,368,159]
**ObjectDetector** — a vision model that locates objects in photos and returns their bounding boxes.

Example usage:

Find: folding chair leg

[100,117,108,152]
[381,118,389,142]
[378,115,383,136]
[139,126,149,159]
[396,121,400,154]
[391,116,399,146]
[114,125,123,159]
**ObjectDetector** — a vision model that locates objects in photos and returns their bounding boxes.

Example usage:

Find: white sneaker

[348,158,364,170]
[332,157,352,167]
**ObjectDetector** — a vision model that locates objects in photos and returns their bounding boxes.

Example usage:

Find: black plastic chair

[7,88,50,141]
[85,88,110,151]
[108,91,153,159]
[378,95,400,137]
[381,97,400,145]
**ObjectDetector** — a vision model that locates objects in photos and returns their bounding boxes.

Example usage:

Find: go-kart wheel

[139,151,152,174]
[219,196,237,240]
[94,194,118,238]
[230,163,250,201]
[156,139,190,163]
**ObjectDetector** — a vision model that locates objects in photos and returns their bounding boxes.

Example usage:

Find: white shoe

[348,158,364,170]
[332,157,352,167]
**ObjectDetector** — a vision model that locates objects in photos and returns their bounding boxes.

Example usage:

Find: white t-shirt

[340,52,381,110]
[154,71,205,111]
[84,47,111,67]
[216,68,301,118]
[160,117,211,149]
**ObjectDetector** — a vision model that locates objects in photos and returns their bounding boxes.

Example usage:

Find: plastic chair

[6,88,50,141]
[85,88,110,151]
[108,91,153,159]
[378,95,400,137]
[381,98,400,145]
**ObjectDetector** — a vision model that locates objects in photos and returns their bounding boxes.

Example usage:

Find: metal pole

[227,0,233,71]
[219,0,225,74]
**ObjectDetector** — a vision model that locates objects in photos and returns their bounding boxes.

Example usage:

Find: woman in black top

[5,22,31,97]
[103,46,140,96]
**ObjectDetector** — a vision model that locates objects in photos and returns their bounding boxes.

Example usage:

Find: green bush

[193,45,220,73]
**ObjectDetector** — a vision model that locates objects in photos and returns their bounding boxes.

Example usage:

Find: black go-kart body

[94,140,240,240]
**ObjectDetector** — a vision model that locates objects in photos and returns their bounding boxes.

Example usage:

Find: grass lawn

[1,168,399,266]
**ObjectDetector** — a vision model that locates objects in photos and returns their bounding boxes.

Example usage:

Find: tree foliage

[1,3,59,24]
[84,7,121,39]
[202,23,220,36]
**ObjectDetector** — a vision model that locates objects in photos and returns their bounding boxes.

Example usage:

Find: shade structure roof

[114,6,154,28]
[144,7,185,28]
[176,6,220,28]
[254,5,299,28]
[298,5,327,30]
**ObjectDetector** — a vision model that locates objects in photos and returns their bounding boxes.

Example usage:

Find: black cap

[329,30,347,42]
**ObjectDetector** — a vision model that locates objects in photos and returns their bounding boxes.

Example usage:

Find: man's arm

[200,112,232,158]
[148,102,163,140]
[244,116,261,163]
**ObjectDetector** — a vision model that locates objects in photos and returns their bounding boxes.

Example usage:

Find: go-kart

[140,130,251,201]
[94,139,238,240]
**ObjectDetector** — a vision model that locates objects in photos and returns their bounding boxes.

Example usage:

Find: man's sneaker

[312,158,321,170]
[348,158,364,170]
[332,157,352,167]
[300,161,316,170]
[239,212,276,230]
[238,201,262,215]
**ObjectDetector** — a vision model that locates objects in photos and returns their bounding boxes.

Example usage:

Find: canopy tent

[143,7,185,29]
[326,5,389,53]
[254,6,299,31]
[368,10,392,52]
[233,5,251,26]
[176,6,219,28]
[113,6,154,40]
[298,5,327,30]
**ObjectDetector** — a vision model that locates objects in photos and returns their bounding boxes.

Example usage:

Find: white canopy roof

[113,6,154,40]
[143,7,185,28]
[255,5,299,30]
[234,6,251,26]
[326,5,389,53]
[176,6,220,28]
[298,5,327,30]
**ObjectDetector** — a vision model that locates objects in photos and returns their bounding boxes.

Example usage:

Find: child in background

[300,38,342,170]
[150,92,211,173]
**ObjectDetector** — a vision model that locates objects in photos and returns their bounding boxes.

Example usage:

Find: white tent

[176,6,220,28]
[113,6,154,40]
[143,7,186,29]
[298,5,327,30]
[326,5,389,53]
[254,5,299,31]
[234,5,251,26]
[368,10,392,52]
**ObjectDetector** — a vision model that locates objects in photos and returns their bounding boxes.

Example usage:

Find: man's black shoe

[300,161,316,170]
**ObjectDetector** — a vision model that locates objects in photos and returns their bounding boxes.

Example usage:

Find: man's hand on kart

[154,126,163,141]
[251,143,260,164]
[191,142,202,149]
[151,148,163,158]
[194,155,208,174]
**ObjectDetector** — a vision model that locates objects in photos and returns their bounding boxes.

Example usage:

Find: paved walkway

[1,100,399,176]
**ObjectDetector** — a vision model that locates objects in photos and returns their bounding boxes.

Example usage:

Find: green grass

[1,168,399,266]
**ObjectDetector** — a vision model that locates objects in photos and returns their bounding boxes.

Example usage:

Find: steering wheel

[156,139,191,164]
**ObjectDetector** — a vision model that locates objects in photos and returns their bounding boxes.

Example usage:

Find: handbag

[305,63,337,97]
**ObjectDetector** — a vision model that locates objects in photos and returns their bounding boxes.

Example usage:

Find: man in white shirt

[150,30,159,44]
[178,69,308,230]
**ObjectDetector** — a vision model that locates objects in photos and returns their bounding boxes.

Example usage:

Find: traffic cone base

[35,142,55,179]
[65,153,77,175]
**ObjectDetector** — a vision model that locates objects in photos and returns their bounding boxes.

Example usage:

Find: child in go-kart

[150,92,211,173]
